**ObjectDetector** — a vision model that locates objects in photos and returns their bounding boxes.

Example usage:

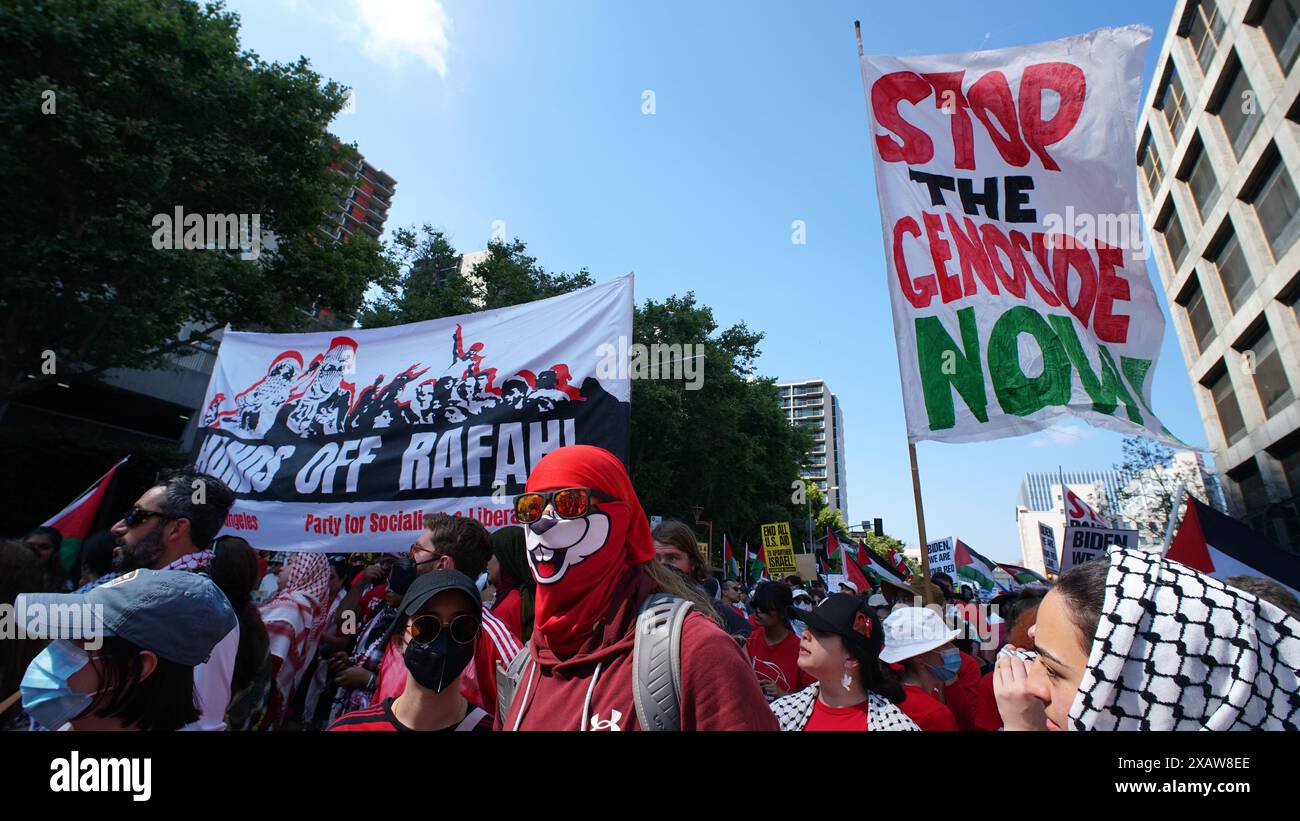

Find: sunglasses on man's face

[513,487,617,524]
[122,507,181,529]
[409,613,480,646]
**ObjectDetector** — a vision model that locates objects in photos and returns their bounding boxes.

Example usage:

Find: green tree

[358,228,594,327]
[629,293,811,549]
[1114,435,1219,544]
[0,0,395,400]
[803,483,848,542]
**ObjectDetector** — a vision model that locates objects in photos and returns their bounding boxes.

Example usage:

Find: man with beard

[76,468,239,731]
[498,445,777,730]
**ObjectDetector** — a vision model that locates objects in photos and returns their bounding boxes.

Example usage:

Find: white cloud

[1029,424,1099,448]
[346,0,452,76]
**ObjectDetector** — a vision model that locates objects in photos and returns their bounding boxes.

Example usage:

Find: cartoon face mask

[525,511,611,585]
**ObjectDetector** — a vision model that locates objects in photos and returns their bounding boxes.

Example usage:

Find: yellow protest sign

[760,522,797,576]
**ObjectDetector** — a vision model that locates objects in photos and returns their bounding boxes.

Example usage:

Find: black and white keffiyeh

[769,683,919,731]
[1069,548,1300,731]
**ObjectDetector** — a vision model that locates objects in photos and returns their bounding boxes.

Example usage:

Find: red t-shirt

[973,669,1003,731]
[492,588,524,641]
[746,628,815,697]
[944,652,983,732]
[803,697,871,732]
[349,570,388,624]
[899,684,959,731]
[328,698,491,732]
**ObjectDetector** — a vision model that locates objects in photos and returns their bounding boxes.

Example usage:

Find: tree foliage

[0,0,396,399]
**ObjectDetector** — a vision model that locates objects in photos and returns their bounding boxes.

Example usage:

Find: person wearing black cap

[328,569,491,732]
[768,593,918,731]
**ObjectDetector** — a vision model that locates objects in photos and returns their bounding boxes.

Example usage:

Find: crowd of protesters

[3,445,1299,731]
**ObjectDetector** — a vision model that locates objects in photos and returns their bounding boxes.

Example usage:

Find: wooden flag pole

[909,441,932,581]
[857,18,931,584]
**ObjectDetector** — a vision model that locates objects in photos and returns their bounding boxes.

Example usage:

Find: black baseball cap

[398,568,481,618]
[790,592,884,659]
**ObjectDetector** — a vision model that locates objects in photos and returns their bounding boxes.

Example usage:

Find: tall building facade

[321,150,397,244]
[778,380,848,519]
[1137,0,1300,553]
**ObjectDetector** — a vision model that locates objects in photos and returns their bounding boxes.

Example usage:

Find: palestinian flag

[954,540,1005,593]
[997,563,1051,589]
[1167,497,1300,600]
[886,547,909,578]
[826,528,842,562]
[723,535,741,580]
[858,545,908,587]
[746,544,768,584]
[844,550,873,593]
[42,456,128,573]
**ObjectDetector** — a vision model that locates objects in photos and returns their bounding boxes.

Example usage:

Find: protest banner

[761,522,797,576]
[824,573,848,593]
[859,26,1180,446]
[926,536,957,579]
[1060,524,1138,571]
[193,275,633,551]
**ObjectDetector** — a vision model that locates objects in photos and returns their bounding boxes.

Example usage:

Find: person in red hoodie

[498,445,777,731]
[879,606,961,731]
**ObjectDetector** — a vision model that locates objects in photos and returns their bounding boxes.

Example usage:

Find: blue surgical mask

[21,640,96,729]
[928,648,962,684]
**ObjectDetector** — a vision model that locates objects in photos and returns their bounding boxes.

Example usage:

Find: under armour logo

[589,709,623,731]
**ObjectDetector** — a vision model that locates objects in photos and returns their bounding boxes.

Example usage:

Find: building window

[1248,151,1300,260]
[1186,0,1227,74]
[1209,223,1255,312]
[1231,459,1270,514]
[1177,276,1217,352]
[1182,135,1221,218]
[1157,65,1189,143]
[1240,322,1294,416]
[1138,130,1164,194]
[1276,435,1300,494]
[1213,61,1264,158]
[1256,0,1300,72]
[1205,363,1247,446]
[1157,203,1190,268]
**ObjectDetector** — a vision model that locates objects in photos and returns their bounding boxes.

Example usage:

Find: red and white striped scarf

[258,553,331,725]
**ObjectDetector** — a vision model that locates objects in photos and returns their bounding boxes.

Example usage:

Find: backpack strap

[455,706,490,732]
[632,593,692,731]
[496,645,533,726]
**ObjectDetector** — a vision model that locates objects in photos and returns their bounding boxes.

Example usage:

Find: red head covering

[524,445,652,656]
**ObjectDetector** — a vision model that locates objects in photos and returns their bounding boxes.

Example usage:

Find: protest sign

[859,27,1179,446]
[927,536,957,579]
[194,276,633,550]
[1039,522,1059,576]
[761,522,797,576]
[1060,524,1138,570]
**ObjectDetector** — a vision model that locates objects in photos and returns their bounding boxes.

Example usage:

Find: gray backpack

[496,593,692,731]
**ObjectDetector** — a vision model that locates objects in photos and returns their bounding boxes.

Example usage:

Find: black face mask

[403,630,475,693]
[388,557,419,597]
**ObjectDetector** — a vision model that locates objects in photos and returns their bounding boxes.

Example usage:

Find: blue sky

[224,0,1201,562]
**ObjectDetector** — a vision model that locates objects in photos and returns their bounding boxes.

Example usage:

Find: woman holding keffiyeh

[995,547,1300,731]
[259,552,331,729]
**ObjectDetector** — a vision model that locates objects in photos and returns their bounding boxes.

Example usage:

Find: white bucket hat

[879,606,960,664]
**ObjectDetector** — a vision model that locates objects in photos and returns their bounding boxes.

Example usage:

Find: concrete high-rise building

[778,380,848,519]
[1015,454,1224,574]
[321,150,397,244]
[1136,0,1300,553]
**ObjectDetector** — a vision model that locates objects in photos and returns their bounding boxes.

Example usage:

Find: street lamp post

[691,504,713,570]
